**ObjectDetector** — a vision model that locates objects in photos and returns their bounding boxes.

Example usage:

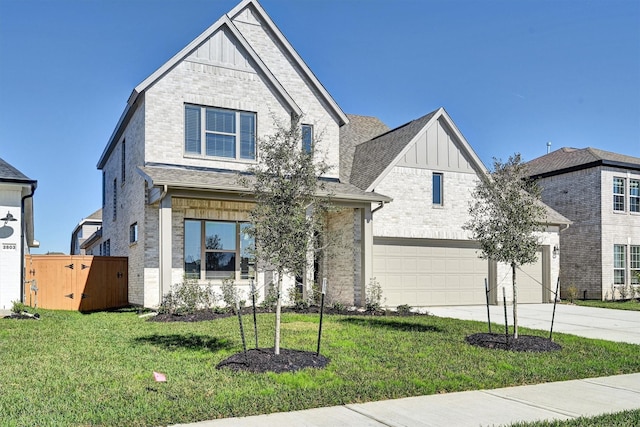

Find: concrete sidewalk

[172,373,640,427]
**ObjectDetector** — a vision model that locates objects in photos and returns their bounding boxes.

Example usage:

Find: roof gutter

[371,201,386,214]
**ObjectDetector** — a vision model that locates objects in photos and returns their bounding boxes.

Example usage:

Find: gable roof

[527,147,640,178]
[339,114,390,183]
[98,0,348,170]
[0,157,37,186]
[350,108,487,191]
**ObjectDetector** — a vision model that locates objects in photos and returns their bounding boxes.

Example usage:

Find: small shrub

[287,285,309,311]
[365,277,385,312]
[220,278,242,313]
[158,277,218,315]
[566,284,579,303]
[11,301,28,315]
[619,283,630,300]
[260,282,278,312]
[396,304,412,316]
[331,301,345,312]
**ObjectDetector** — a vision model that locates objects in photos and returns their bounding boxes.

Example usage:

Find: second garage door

[372,238,489,307]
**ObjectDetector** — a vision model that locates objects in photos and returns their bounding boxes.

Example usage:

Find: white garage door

[373,239,489,307]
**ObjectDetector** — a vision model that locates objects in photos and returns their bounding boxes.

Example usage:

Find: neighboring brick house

[70,208,102,255]
[97,0,390,308]
[527,147,640,300]
[0,157,38,309]
[342,108,571,306]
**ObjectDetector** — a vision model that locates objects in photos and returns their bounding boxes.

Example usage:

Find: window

[631,245,640,285]
[614,244,626,285]
[630,179,639,213]
[129,223,138,244]
[184,220,254,280]
[102,172,106,209]
[102,239,111,256]
[112,179,117,220]
[302,124,313,153]
[613,177,625,211]
[432,173,443,206]
[184,105,256,160]
[121,139,126,183]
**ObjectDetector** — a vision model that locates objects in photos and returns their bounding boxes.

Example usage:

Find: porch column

[158,195,172,306]
[360,204,373,306]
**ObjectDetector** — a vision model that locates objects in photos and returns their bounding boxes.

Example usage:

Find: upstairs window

[184,105,256,160]
[129,223,138,244]
[121,139,126,183]
[613,177,625,211]
[432,173,443,206]
[302,124,313,153]
[630,179,639,213]
[112,179,117,220]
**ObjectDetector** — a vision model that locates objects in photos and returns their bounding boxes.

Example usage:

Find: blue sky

[1,0,638,254]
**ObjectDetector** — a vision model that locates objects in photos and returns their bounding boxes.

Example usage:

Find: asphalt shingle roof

[138,165,392,204]
[0,157,35,184]
[526,147,640,178]
[350,109,439,190]
[339,114,390,183]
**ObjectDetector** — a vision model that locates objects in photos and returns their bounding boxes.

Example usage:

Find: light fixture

[1,211,17,226]
[553,245,559,259]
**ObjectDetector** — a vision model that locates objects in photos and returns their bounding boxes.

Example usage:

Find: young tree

[463,153,546,338]
[240,116,331,355]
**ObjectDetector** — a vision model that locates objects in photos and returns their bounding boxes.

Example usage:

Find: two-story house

[96,0,390,308]
[97,0,570,309]
[527,147,640,300]
[0,157,38,309]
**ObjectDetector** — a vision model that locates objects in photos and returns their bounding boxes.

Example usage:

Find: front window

[613,177,625,211]
[432,173,443,206]
[184,220,254,280]
[184,105,256,160]
[614,244,626,285]
[302,124,313,153]
[631,245,640,285]
[630,179,639,213]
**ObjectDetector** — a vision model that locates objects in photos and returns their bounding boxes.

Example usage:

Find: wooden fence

[24,255,128,311]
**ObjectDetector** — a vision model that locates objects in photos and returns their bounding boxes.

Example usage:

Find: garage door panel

[374,240,489,306]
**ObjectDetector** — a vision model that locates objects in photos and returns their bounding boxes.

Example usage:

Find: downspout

[158,185,168,304]
[20,183,37,303]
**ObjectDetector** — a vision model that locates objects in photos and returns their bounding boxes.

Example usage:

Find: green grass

[570,299,640,311]
[1,309,640,426]
[509,409,640,426]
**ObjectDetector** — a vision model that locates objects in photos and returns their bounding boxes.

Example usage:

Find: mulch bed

[216,348,330,373]
[466,333,562,352]
[3,313,40,320]
[148,305,410,323]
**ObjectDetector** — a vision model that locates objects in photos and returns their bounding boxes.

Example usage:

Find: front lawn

[570,299,640,311]
[1,309,640,426]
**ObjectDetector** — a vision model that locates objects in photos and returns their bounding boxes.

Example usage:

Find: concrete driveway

[425,303,640,345]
